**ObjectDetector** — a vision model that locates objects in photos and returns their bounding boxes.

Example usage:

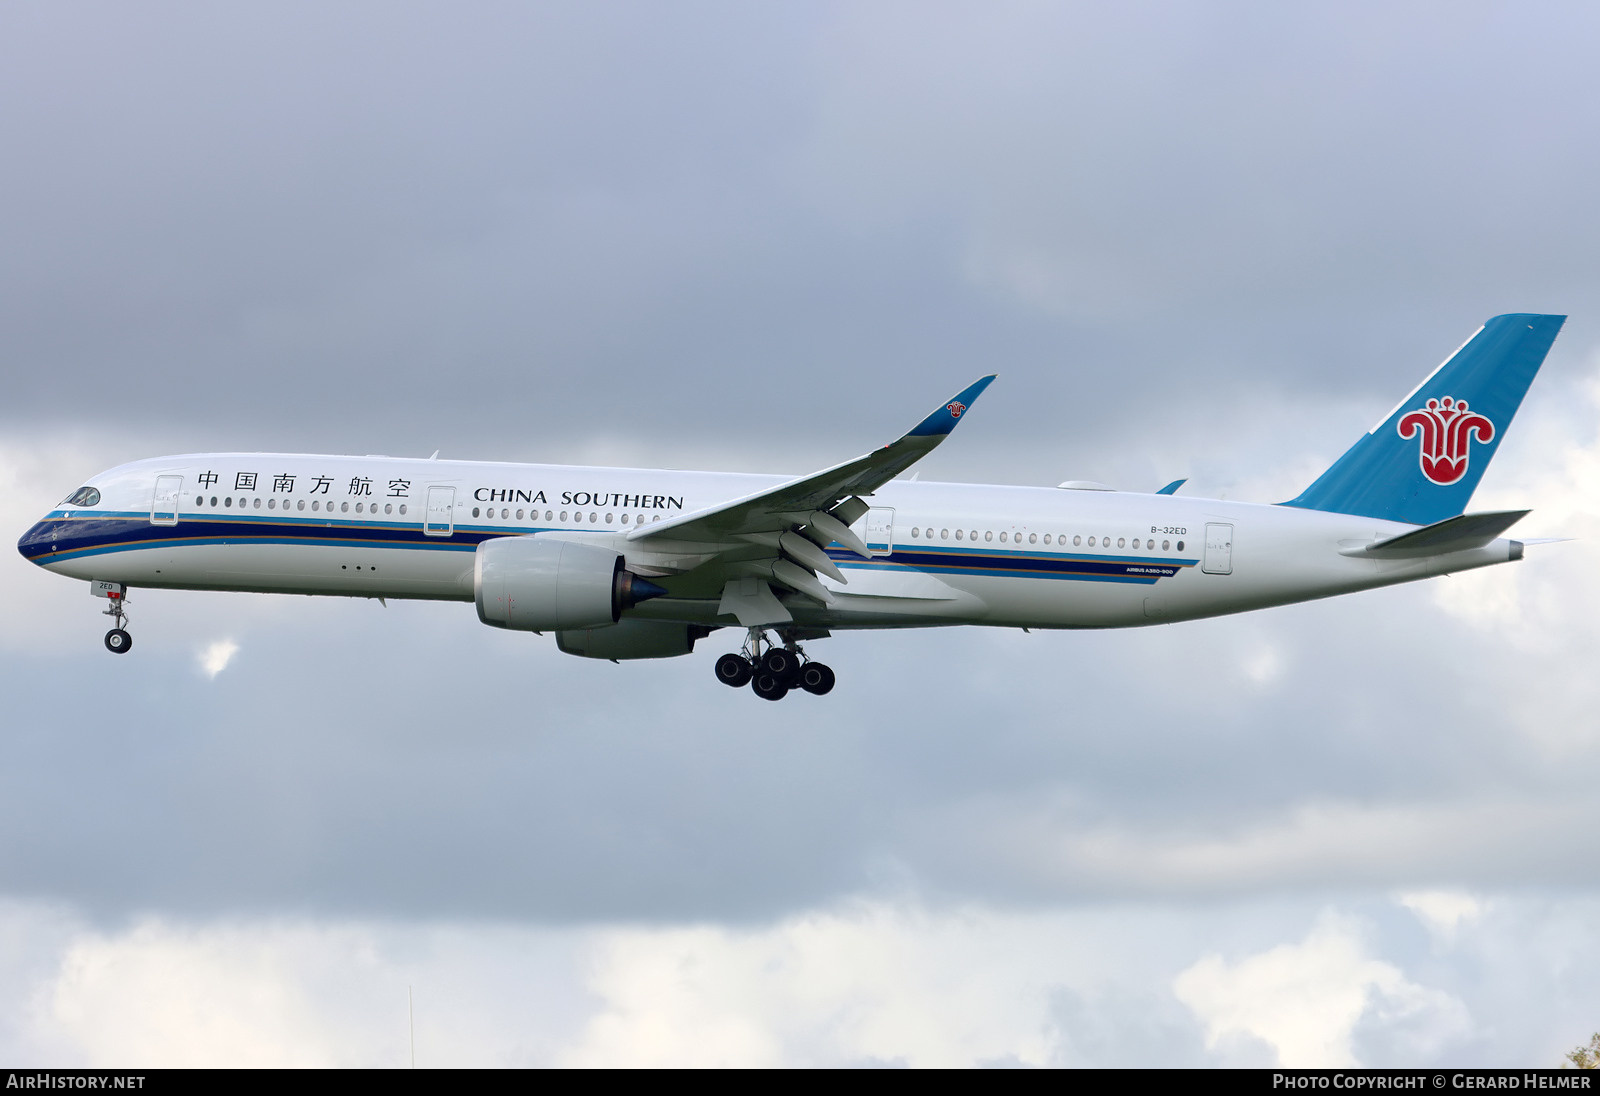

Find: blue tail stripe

[1281,313,1564,525]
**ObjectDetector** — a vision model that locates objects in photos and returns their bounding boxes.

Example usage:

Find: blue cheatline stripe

[19,512,519,563]
[24,514,1197,586]
[834,545,1196,585]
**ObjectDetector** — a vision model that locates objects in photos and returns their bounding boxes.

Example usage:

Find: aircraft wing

[627,376,995,545]
[624,376,995,625]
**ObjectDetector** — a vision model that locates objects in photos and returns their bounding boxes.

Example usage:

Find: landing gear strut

[713,628,834,700]
[101,588,132,654]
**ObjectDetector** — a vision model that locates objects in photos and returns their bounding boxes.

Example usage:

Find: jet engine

[475,536,666,632]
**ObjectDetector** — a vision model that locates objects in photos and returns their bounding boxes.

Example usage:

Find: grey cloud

[4,3,1598,459]
[1,551,1594,922]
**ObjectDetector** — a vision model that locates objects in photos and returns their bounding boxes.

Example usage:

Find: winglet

[1156,478,1187,496]
[905,376,997,438]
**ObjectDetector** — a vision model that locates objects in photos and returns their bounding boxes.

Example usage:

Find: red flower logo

[1397,397,1495,486]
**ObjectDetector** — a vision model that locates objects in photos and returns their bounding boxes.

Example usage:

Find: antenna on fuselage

[428,450,439,460]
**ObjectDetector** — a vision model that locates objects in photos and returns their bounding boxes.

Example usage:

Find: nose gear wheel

[102,592,133,655]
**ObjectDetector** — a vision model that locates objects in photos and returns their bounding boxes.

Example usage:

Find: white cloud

[1239,643,1286,687]
[40,920,360,1067]
[3,894,1597,1068]
[1397,891,1483,941]
[197,639,239,679]
[559,904,1069,1067]
[1173,913,1469,1067]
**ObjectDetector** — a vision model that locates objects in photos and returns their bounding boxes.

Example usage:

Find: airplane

[17,313,1565,700]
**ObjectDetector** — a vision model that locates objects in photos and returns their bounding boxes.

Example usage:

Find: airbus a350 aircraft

[17,314,1565,700]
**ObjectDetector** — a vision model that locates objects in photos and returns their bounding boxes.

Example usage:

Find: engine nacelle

[556,621,713,660]
[475,536,665,632]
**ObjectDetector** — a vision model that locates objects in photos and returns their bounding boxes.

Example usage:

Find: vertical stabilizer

[1282,314,1564,525]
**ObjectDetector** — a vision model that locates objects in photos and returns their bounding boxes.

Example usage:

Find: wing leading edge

[628,376,995,545]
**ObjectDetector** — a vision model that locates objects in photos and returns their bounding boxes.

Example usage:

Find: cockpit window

[62,487,101,507]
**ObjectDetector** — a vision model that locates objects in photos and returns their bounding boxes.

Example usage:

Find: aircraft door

[860,507,895,557]
[150,475,182,526]
[1202,522,1233,575]
[424,486,455,537]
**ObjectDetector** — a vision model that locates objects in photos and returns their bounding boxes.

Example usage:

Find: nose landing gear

[714,628,834,700]
[94,582,133,654]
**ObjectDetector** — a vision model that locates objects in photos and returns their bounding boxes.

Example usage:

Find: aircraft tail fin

[1282,314,1564,526]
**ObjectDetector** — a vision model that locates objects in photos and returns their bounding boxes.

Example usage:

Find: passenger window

[1029,533,1037,544]
[1043,534,1051,545]
[955,529,964,540]
[560,511,568,522]
[910,527,919,538]
[1073,535,1081,546]
[399,504,407,515]
[267,499,276,510]
[941,529,949,540]
[1117,537,1125,548]
[984,531,993,542]
[225,497,233,508]
[298,500,306,511]
[385,504,393,514]
[1162,539,1170,551]
[341,502,350,513]
[999,532,1007,543]
[355,503,363,513]
[472,507,480,517]
[590,512,598,522]
[1177,540,1185,552]
[1087,536,1095,547]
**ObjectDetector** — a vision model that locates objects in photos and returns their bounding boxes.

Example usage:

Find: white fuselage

[18,453,1522,634]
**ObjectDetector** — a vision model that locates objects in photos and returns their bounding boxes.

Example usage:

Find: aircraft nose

[17,519,57,565]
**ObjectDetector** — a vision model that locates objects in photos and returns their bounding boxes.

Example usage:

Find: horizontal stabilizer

[1342,510,1529,558]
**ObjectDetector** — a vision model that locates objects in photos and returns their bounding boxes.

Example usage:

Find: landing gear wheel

[759,647,801,683]
[104,628,132,654]
[715,653,753,688]
[799,662,835,695]
[751,672,790,701]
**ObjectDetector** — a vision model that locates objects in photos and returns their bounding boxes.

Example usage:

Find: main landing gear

[101,586,133,654]
[714,629,835,701]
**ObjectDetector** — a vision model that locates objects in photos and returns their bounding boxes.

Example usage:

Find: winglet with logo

[905,376,997,438]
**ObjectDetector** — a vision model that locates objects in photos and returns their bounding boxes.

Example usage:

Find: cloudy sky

[4,0,1600,1068]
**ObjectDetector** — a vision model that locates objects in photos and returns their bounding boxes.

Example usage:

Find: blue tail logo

[1283,313,1565,526]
